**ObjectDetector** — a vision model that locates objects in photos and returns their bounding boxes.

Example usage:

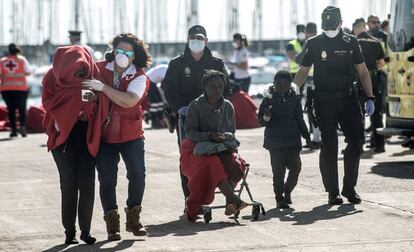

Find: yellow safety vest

[288,39,302,74]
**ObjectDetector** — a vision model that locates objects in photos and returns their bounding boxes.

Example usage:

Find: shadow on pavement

[146,214,241,237]
[0,137,12,142]
[370,161,414,179]
[43,239,139,252]
[249,204,362,225]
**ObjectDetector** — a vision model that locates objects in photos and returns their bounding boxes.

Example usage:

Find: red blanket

[27,106,46,133]
[180,139,246,221]
[230,90,260,129]
[42,45,109,156]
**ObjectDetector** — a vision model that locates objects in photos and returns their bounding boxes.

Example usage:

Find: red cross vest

[97,61,149,144]
[0,55,29,92]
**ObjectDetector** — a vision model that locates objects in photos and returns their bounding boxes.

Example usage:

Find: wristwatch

[366,96,375,102]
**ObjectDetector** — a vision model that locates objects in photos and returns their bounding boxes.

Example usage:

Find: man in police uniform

[293,6,376,205]
[162,25,229,202]
[286,24,306,78]
[353,18,386,153]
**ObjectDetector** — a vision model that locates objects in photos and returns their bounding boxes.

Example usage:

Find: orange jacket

[0,55,30,91]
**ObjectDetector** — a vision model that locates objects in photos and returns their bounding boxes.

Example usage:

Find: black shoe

[276,201,289,209]
[80,233,96,245]
[341,191,362,204]
[9,131,17,138]
[18,127,27,137]
[366,143,375,149]
[328,193,343,205]
[64,236,79,245]
[284,193,292,205]
[373,146,385,153]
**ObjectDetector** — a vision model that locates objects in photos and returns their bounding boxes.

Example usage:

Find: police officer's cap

[188,25,207,38]
[321,6,342,30]
[68,30,82,37]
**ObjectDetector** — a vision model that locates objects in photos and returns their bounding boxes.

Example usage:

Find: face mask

[232,42,239,48]
[323,25,341,38]
[115,53,129,68]
[298,32,306,41]
[189,40,205,54]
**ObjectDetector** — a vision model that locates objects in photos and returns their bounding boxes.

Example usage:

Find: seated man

[180,70,247,222]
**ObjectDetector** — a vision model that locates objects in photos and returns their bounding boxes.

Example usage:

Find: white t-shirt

[231,48,250,79]
[127,75,147,98]
[146,64,168,83]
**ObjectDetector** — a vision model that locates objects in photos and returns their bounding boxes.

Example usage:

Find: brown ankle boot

[103,209,121,241]
[125,205,147,236]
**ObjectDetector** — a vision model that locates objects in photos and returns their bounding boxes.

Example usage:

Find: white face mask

[189,40,205,54]
[297,32,306,41]
[115,53,129,68]
[232,42,239,48]
[323,25,341,38]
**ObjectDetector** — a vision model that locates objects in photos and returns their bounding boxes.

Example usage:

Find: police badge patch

[184,67,191,77]
[342,35,351,43]
[321,50,327,60]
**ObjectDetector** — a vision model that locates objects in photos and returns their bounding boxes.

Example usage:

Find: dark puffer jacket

[258,87,310,149]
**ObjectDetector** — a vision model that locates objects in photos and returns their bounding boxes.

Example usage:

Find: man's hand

[263,105,272,121]
[365,99,375,117]
[210,132,226,142]
[82,79,105,92]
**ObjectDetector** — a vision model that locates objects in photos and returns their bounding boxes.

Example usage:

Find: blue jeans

[97,138,146,213]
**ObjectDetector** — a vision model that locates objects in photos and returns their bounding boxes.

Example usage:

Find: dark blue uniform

[162,45,228,199]
[301,30,365,197]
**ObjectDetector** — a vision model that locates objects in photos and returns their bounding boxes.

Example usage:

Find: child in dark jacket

[258,70,312,208]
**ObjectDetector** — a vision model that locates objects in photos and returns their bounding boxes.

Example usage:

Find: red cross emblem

[5,60,18,73]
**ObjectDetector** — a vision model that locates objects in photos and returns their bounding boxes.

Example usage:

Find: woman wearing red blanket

[42,45,108,245]
[180,70,248,222]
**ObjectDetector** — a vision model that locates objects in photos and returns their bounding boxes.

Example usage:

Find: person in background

[83,33,151,240]
[367,15,387,50]
[68,30,96,60]
[145,64,168,128]
[227,33,251,93]
[0,43,31,137]
[295,22,322,149]
[162,25,229,206]
[258,70,311,209]
[353,18,386,153]
[380,20,389,34]
[286,24,306,79]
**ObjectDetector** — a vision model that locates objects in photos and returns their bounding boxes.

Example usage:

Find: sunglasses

[116,48,134,58]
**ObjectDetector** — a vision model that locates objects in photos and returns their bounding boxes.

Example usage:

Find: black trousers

[370,92,385,147]
[315,97,364,195]
[269,146,302,201]
[51,121,96,237]
[1,90,27,131]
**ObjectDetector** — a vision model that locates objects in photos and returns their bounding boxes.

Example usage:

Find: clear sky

[0,0,391,45]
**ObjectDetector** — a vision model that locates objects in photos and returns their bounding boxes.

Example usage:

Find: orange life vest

[97,61,149,144]
[0,55,29,92]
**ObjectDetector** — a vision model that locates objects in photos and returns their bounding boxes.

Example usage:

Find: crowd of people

[0,5,397,246]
